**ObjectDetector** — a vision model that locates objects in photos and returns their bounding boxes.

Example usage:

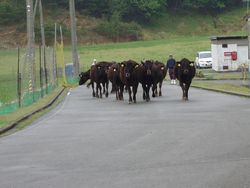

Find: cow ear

[189,61,194,66]
[135,63,139,68]
[141,61,144,65]
[121,62,125,67]
[177,61,181,67]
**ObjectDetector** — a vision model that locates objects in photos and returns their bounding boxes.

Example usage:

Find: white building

[210,36,249,71]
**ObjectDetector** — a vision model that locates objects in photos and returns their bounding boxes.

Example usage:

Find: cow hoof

[128,101,132,104]
[106,94,108,98]
[96,96,99,98]
[120,98,124,100]
[159,93,162,96]
[133,100,136,103]
[185,98,189,100]
[152,94,156,98]
[146,99,150,102]
[182,97,186,100]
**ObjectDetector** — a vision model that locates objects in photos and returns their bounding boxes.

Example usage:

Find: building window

[222,44,228,48]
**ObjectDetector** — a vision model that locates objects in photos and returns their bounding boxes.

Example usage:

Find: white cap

[93,59,97,62]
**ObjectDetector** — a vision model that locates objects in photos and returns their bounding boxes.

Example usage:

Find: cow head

[141,60,154,75]
[79,70,90,85]
[121,60,139,78]
[97,61,110,74]
[177,58,194,75]
[109,63,120,76]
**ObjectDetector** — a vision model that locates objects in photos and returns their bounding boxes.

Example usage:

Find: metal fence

[0,45,58,115]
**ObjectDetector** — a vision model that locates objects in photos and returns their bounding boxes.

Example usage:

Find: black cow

[79,69,90,85]
[174,58,196,100]
[89,61,111,98]
[108,63,124,100]
[119,60,140,104]
[152,61,167,97]
[140,60,155,101]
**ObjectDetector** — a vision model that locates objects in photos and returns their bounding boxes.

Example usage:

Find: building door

[237,46,248,70]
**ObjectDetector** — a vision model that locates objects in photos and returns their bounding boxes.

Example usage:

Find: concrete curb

[191,85,250,98]
[0,87,65,135]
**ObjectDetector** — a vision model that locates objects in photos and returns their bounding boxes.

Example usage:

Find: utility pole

[39,0,46,48]
[243,2,250,88]
[69,0,80,77]
[26,0,34,92]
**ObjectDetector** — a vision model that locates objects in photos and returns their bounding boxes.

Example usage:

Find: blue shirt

[166,59,176,69]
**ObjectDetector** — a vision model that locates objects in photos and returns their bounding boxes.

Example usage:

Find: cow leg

[105,80,109,98]
[146,85,151,101]
[91,82,95,97]
[180,82,186,100]
[95,82,100,98]
[127,85,132,104]
[111,84,116,93]
[142,84,147,100]
[152,83,157,98]
[119,84,124,100]
[132,83,139,103]
[185,83,190,100]
[159,81,162,96]
[115,86,119,100]
[98,83,102,98]
[102,82,105,94]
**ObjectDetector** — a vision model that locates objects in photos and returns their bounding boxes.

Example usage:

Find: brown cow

[174,58,196,100]
[108,63,124,100]
[119,60,140,104]
[89,61,111,98]
[139,60,155,101]
[79,69,90,85]
[152,61,167,97]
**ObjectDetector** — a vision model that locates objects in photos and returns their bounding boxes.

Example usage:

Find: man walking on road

[166,54,176,85]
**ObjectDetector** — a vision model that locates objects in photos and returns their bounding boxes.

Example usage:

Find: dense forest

[0,0,244,25]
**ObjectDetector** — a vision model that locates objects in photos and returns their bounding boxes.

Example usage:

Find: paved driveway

[0,82,250,188]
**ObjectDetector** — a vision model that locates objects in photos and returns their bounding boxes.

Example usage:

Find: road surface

[0,82,250,188]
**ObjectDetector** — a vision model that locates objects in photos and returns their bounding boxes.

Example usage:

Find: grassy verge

[191,82,250,95]
[0,86,69,133]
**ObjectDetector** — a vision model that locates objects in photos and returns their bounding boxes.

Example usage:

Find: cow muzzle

[184,69,189,74]
[105,70,109,73]
[126,73,130,77]
[147,70,151,75]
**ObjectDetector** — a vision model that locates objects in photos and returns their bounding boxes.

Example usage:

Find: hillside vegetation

[0,0,248,47]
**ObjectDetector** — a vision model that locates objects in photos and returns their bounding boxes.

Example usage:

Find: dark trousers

[169,69,176,80]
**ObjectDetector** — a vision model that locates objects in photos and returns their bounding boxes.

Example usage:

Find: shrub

[0,2,15,25]
[94,14,143,41]
[196,71,205,78]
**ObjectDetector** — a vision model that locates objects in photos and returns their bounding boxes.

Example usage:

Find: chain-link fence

[0,45,58,115]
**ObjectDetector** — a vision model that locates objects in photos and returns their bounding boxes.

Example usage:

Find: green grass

[0,87,68,131]
[62,37,211,70]
[143,7,247,40]
[192,82,250,95]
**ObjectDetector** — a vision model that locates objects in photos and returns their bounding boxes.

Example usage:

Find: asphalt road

[1,82,250,188]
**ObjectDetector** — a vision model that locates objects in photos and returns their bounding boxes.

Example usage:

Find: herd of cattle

[79,58,196,103]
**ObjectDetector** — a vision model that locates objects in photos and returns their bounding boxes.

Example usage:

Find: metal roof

[209,36,248,41]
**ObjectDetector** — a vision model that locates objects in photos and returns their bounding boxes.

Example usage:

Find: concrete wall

[211,43,249,71]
